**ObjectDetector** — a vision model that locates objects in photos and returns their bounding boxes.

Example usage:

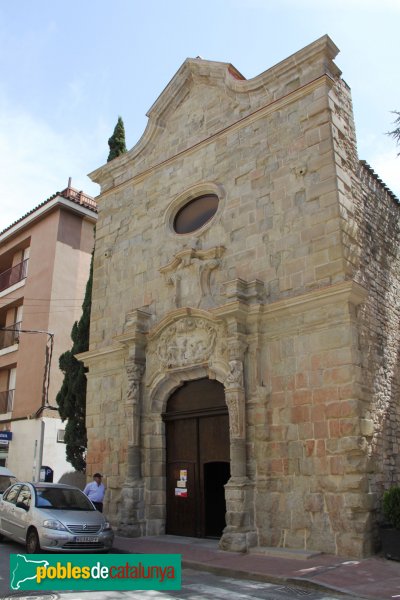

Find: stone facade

[78,36,400,557]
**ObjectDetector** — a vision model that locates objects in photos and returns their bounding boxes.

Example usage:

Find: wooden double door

[164,379,230,538]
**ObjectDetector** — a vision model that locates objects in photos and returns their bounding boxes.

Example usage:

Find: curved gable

[89,35,340,194]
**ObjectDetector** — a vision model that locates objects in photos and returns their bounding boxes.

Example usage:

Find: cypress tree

[107,116,127,162]
[56,253,93,472]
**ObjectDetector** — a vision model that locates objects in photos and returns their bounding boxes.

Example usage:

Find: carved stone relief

[125,362,144,445]
[225,391,244,438]
[126,363,144,404]
[157,317,217,369]
[225,359,244,389]
[160,246,225,308]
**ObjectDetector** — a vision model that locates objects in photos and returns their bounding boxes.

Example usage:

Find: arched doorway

[163,378,230,538]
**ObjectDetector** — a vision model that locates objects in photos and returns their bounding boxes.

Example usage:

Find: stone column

[220,337,257,552]
[115,308,151,538]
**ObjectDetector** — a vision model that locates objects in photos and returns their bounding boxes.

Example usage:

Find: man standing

[83,473,105,512]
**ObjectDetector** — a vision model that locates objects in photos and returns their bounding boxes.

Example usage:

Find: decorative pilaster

[125,361,145,478]
[115,309,151,537]
[220,328,257,552]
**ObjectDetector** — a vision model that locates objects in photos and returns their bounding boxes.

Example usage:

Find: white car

[0,482,114,553]
[0,467,18,497]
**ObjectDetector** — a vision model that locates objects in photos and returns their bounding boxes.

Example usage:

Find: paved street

[0,540,358,600]
[0,570,357,600]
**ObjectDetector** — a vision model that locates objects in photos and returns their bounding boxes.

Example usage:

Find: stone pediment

[89,59,246,189]
[89,35,339,192]
[146,59,245,125]
[133,60,249,169]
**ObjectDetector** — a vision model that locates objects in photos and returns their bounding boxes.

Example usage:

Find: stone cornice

[75,345,124,369]
[212,280,367,323]
[259,280,367,321]
[78,282,366,370]
[227,34,340,95]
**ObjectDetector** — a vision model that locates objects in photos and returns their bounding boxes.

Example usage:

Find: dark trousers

[93,501,103,512]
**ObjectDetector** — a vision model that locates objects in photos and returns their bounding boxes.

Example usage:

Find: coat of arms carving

[160,246,225,308]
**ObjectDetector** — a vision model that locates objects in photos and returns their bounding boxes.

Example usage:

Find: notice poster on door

[175,468,188,497]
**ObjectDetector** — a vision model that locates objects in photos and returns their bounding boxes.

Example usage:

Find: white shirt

[83,480,105,503]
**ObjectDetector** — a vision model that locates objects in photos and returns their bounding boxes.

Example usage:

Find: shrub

[383,487,400,529]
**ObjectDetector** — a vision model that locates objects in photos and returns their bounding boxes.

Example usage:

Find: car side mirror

[16,501,29,511]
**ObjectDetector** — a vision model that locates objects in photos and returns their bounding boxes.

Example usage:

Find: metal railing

[0,389,14,413]
[0,321,22,350]
[0,258,29,293]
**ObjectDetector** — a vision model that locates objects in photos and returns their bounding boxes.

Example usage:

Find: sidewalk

[113,534,400,600]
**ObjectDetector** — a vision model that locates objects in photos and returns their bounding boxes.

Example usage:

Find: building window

[173,194,219,234]
[57,429,66,443]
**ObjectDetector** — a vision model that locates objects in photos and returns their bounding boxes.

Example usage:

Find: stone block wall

[89,45,345,353]
[80,36,400,557]
[354,165,400,493]
[248,285,372,556]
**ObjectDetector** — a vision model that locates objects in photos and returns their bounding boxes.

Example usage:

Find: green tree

[388,110,400,153]
[56,254,93,472]
[107,116,127,162]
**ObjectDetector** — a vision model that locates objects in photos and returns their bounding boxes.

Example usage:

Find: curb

[112,544,370,599]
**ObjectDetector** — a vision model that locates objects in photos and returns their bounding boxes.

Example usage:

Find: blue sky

[1,0,399,231]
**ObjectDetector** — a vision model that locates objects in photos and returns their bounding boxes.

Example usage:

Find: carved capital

[227,339,248,361]
[221,278,266,304]
[225,360,244,389]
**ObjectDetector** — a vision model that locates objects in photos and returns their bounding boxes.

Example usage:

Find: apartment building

[0,184,97,482]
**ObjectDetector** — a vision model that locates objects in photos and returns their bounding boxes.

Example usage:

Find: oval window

[173,194,219,234]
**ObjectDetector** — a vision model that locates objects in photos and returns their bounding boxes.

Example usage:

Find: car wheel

[26,529,40,554]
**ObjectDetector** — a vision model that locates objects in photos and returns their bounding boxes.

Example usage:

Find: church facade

[78,36,400,558]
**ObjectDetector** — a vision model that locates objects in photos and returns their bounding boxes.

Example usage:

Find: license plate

[75,536,99,543]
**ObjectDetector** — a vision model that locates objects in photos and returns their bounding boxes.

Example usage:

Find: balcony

[0,322,21,351]
[0,389,14,414]
[0,259,29,294]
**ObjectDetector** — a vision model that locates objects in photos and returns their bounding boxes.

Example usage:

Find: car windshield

[35,487,95,511]
[0,475,17,493]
